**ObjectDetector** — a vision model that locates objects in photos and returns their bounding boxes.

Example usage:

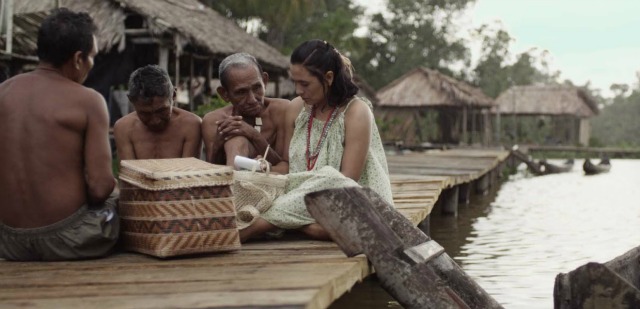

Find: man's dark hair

[290,39,359,107]
[218,53,264,89]
[37,8,97,67]
[128,65,173,104]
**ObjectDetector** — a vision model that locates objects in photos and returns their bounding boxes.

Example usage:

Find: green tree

[356,0,473,89]
[472,23,560,98]
[591,78,640,147]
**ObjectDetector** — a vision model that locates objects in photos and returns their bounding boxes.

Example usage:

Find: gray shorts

[0,192,120,261]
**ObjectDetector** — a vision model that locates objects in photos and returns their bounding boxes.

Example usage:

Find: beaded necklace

[306,105,339,171]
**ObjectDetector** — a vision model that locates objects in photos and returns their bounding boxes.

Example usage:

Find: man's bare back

[0,68,115,228]
[114,107,201,160]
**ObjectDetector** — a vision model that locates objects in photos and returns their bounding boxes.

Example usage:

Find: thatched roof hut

[493,85,599,146]
[376,67,494,146]
[377,67,494,108]
[494,85,599,117]
[4,0,289,73]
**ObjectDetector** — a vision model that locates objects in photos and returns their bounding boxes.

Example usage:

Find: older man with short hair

[202,53,289,173]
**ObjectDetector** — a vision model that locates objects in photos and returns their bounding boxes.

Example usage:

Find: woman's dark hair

[37,8,97,67]
[128,65,173,104]
[290,39,359,107]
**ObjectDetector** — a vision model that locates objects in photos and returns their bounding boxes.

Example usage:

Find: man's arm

[202,111,226,163]
[182,114,202,158]
[84,90,117,204]
[113,116,136,161]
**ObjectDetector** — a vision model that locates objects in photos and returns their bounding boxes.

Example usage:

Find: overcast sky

[355,0,640,97]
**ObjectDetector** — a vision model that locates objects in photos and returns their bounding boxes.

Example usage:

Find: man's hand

[216,115,259,141]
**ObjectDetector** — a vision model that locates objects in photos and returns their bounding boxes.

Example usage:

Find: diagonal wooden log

[305,187,503,309]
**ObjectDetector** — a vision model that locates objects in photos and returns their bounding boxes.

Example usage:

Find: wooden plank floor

[387,149,510,186]
[0,149,508,309]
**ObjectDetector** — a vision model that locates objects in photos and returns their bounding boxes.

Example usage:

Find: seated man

[0,9,119,261]
[202,53,289,173]
[114,65,202,160]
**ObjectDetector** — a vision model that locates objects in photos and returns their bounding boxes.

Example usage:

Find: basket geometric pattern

[121,216,237,234]
[118,158,240,258]
[122,230,240,257]
[118,198,235,219]
[119,183,232,202]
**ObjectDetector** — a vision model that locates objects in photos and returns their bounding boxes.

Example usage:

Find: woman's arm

[270,97,304,174]
[340,99,372,181]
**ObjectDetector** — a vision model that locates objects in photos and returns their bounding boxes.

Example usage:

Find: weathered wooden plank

[0,262,365,287]
[0,290,316,309]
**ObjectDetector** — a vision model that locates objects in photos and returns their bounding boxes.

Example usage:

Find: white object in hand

[234,155,260,171]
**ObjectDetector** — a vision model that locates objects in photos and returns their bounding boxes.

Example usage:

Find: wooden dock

[0,149,509,309]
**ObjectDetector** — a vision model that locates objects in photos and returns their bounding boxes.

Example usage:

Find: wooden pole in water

[305,187,503,309]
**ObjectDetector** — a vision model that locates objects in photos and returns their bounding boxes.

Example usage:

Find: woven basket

[233,170,287,229]
[119,158,240,257]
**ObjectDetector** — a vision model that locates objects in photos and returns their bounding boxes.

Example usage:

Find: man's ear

[324,71,334,87]
[262,71,269,85]
[172,87,178,101]
[73,51,84,70]
[216,86,229,102]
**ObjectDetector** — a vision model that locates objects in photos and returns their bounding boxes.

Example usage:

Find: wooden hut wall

[579,118,591,146]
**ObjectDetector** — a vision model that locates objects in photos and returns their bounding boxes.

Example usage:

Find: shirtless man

[113,65,202,161]
[0,9,119,261]
[202,53,289,173]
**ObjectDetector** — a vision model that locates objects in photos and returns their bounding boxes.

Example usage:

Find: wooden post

[158,46,169,72]
[305,187,503,309]
[438,186,459,216]
[173,50,180,90]
[461,106,468,145]
[3,0,13,54]
[483,109,491,146]
[475,174,489,196]
[458,183,471,205]
[188,56,194,111]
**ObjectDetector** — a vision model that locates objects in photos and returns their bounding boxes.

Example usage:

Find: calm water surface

[332,159,640,308]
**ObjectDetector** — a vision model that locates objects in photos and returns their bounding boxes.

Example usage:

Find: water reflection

[332,159,640,308]
[433,159,640,308]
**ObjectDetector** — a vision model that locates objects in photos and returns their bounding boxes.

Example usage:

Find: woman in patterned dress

[239,40,393,242]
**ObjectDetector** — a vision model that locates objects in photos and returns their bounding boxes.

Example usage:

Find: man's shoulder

[113,113,137,131]
[202,105,232,123]
[265,97,290,108]
[265,97,291,115]
[175,108,202,125]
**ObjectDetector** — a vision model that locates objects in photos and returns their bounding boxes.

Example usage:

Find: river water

[331,159,640,308]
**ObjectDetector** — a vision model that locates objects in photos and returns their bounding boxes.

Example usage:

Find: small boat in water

[554,245,640,308]
[539,159,574,175]
[583,158,611,175]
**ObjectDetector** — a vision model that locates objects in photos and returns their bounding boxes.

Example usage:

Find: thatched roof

[494,85,599,117]
[4,0,289,72]
[376,67,494,108]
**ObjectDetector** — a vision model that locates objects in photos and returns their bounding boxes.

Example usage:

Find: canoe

[539,159,574,174]
[583,158,611,175]
[554,245,640,308]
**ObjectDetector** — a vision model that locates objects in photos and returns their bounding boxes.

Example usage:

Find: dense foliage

[591,85,640,147]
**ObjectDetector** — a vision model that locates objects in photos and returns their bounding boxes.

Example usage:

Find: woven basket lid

[119,158,233,190]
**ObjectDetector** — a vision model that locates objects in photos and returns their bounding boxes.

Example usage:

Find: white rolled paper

[234,155,260,171]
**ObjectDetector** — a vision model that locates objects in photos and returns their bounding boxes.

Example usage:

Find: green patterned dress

[261,97,393,229]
